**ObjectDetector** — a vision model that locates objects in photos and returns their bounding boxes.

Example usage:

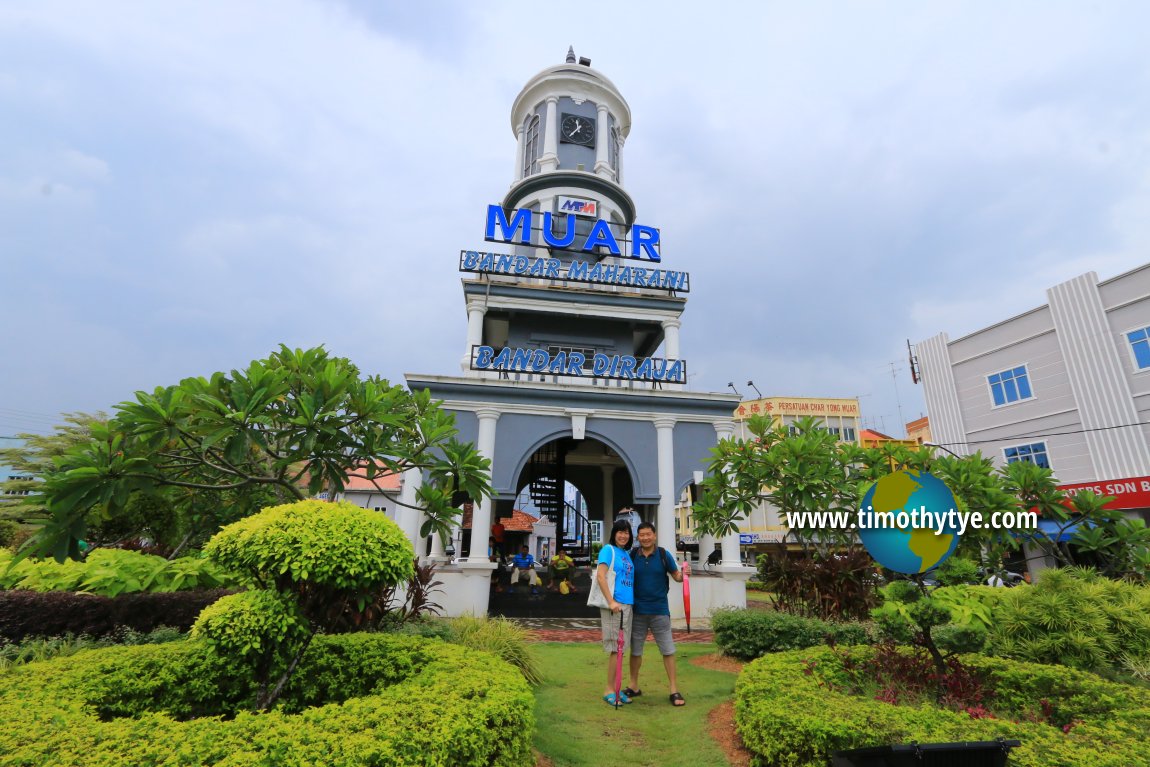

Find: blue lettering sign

[471,346,683,383]
[483,205,661,261]
[485,205,532,244]
[542,211,576,248]
[583,219,621,256]
[632,225,660,262]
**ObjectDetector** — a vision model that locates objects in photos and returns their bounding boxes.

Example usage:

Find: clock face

[560,113,595,147]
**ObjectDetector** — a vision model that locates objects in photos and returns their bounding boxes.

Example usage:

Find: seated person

[549,546,577,593]
[510,545,542,593]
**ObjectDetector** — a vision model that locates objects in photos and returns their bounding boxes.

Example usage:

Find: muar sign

[485,204,661,261]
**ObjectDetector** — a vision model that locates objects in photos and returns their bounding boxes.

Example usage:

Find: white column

[429,520,447,563]
[398,467,424,556]
[539,97,559,172]
[601,465,615,543]
[463,408,500,563]
[513,123,526,182]
[712,419,743,566]
[662,319,681,360]
[654,417,677,552]
[699,534,716,565]
[594,103,610,177]
[617,134,624,184]
[461,300,486,372]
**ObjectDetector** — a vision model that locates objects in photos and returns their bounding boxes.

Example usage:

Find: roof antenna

[566,46,576,64]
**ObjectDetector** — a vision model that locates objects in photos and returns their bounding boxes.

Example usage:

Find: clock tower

[405,50,749,619]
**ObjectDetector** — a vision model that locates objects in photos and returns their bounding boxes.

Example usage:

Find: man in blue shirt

[510,545,542,594]
[624,522,688,706]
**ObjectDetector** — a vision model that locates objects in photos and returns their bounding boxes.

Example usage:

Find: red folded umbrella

[614,611,625,709]
[682,560,692,633]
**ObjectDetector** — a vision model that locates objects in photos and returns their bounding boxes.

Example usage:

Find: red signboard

[1058,476,1150,510]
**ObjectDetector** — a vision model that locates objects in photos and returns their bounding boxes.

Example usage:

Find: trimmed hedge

[0,633,534,766]
[0,548,240,595]
[735,646,1150,767]
[0,588,232,641]
[712,608,870,660]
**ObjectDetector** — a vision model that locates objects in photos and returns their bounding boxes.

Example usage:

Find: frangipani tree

[20,346,490,561]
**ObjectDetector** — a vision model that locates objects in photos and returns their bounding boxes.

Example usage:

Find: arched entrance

[488,435,638,618]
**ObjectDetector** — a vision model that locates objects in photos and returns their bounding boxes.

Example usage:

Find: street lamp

[727,382,741,396]
[746,380,762,398]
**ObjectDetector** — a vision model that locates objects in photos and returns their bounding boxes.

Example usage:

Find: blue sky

[2,1,1148,438]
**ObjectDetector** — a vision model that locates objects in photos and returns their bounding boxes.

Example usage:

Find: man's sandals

[623,688,686,706]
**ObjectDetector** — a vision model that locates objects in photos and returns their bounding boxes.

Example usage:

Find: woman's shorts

[599,604,633,654]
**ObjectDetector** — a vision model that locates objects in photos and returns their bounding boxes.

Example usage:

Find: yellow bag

[559,580,570,595]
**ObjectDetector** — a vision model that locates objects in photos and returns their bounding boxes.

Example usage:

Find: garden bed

[735,646,1150,767]
[0,633,534,766]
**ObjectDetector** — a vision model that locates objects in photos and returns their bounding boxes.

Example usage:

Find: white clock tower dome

[505,47,635,246]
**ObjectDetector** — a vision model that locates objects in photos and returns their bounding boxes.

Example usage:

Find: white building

[914,266,1150,536]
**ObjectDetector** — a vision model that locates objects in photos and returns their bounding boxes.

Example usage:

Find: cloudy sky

[2,1,1148,440]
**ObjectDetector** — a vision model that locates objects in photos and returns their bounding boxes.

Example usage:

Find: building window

[522,115,541,178]
[843,427,857,442]
[1128,326,1150,370]
[609,126,620,173]
[988,365,1032,406]
[547,345,596,373]
[1004,442,1050,469]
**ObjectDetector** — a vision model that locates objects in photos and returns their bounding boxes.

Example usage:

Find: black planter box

[832,739,1022,767]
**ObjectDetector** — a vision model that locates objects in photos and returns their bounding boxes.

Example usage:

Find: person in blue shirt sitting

[510,545,542,594]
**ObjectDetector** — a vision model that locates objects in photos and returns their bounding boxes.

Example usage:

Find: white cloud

[1,0,1148,439]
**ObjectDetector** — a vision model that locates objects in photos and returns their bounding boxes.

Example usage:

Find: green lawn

[531,643,737,767]
[744,590,775,604]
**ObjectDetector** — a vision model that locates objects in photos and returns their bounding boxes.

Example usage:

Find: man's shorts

[630,613,675,656]
[599,604,633,654]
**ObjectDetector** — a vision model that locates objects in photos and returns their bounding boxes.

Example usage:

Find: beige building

[733,396,861,443]
[905,416,932,445]
[915,266,1150,568]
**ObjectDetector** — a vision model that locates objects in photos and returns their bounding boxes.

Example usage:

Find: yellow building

[733,396,862,444]
[859,428,920,449]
